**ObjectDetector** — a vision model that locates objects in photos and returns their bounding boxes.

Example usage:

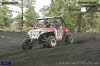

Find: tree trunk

[77,14,82,32]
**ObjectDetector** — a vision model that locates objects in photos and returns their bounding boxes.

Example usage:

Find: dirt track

[0,32,100,66]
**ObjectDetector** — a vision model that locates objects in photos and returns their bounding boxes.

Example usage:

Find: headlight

[39,31,44,34]
[27,30,32,35]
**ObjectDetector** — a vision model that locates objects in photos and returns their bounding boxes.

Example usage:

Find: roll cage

[34,16,65,28]
[37,16,64,24]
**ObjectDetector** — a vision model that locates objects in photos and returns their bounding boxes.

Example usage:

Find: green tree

[79,0,100,32]
[24,4,39,27]
[40,0,100,32]
[15,0,39,30]
[40,0,81,32]
[0,5,13,28]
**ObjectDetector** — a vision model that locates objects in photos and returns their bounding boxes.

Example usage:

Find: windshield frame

[34,19,52,28]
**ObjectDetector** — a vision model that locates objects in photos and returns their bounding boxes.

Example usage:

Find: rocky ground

[0,32,100,66]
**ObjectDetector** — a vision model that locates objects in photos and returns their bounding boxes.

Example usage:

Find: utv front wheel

[46,36,57,48]
[22,39,33,50]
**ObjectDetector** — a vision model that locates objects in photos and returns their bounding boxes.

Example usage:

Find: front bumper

[29,35,40,39]
[28,31,40,39]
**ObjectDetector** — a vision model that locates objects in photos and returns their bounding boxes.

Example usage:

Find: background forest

[0,0,100,32]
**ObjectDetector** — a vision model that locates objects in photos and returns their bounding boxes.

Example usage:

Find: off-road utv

[22,16,74,50]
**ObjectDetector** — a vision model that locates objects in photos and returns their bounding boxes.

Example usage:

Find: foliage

[24,4,39,27]
[40,0,100,33]
[15,0,39,30]
[40,0,81,32]
[0,5,13,28]
[0,0,99,32]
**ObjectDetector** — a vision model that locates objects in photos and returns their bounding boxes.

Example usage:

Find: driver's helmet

[44,20,51,28]
[54,20,61,29]
[44,20,48,25]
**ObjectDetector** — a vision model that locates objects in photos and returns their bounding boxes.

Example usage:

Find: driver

[54,20,61,30]
[44,20,51,28]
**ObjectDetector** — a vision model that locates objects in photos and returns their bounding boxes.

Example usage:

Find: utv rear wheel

[22,39,33,50]
[65,35,74,44]
[46,36,57,48]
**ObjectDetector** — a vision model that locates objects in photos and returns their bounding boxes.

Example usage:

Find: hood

[31,27,54,32]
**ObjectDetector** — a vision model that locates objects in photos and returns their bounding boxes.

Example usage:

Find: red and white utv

[22,16,74,50]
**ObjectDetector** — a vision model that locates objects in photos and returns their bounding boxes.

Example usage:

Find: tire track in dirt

[0,32,100,66]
